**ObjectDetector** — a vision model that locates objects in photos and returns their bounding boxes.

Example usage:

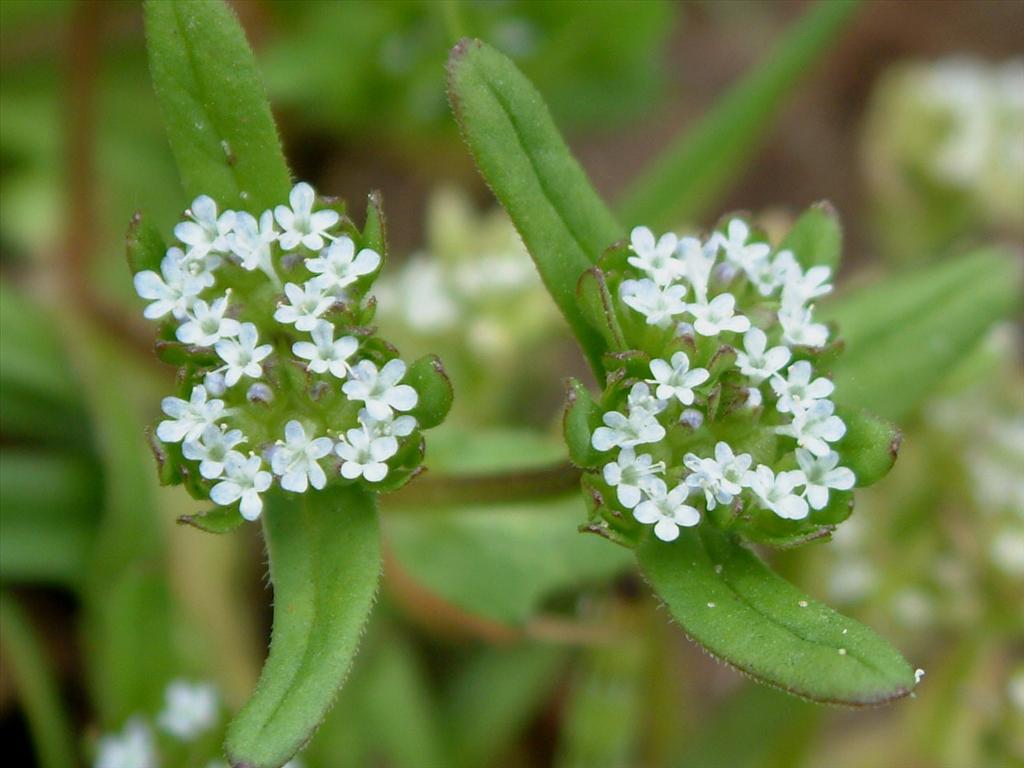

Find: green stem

[0,591,79,768]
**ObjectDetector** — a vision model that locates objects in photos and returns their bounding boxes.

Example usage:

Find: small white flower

[95,718,157,768]
[796,449,855,509]
[712,219,771,280]
[779,304,829,347]
[603,447,664,508]
[274,281,334,332]
[306,236,381,296]
[182,423,246,479]
[335,426,398,482]
[210,451,272,520]
[626,381,667,417]
[158,680,219,741]
[271,420,334,493]
[156,385,225,443]
[342,359,418,420]
[627,226,683,285]
[229,210,279,281]
[360,409,417,439]
[591,408,666,452]
[215,322,272,386]
[174,194,235,258]
[687,292,751,337]
[736,327,791,384]
[745,464,809,520]
[782,264,833,308]
[633,479,700,541]
[684,441,753,510]
[647,351,710,406]
[133,249,207,320]
[176,295,241,347]
[292,320,358,378]
[748,249,799,296]
[770,360,834,414]
[776,399,846,457]
[620,278,687,328]
[274,182,339,251]
[677,236,715,302]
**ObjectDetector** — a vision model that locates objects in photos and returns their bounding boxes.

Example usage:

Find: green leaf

[618,0,859,227]
[125,210,166,275]
[443,644,566,768]
[0,592,79,768]
[779,201,842,271]
[225,485,380,768]
[362,190,387,256]
[405,354,454,430]
[825,247,1023,421]
[577,267,626,352]
[563,378,603,469]
[836,407,900,487]
[144,0,292,213]
[638,525,916,705]
[446,38,622,377]
[177,506,245,535]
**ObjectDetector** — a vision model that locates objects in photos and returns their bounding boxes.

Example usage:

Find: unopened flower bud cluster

[591,220,855,543]
[134,183,422,521]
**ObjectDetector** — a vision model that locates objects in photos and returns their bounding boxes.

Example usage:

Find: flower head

[336,426,398,482]
[95,719,156,768]
[620,278,687,328]
[746,465,809,520]
[736,327,791,384]
[133,249,206,320]
[292,320,358,378]
[275,182,340,251]
[215,322,273,386]
[211,452,272,520]
[177,295,241,347]
[603,447,664,508]
[271,420,334,493]
[274,281,334,332]
[628,226,683,285]
[174,194,235,259]
[770,360,834,414]
[229,210,279,281]
[633,480,700,541]
[182,424,246,479]
[796,449,855,509]
[157,385,225,443]
[647,351,710,405]
[342,359,418,420]
[158,680,219,741]
[306,236,381,296]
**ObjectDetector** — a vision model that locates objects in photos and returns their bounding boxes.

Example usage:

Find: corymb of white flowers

[567,212,867,546]
[130,183,451,525]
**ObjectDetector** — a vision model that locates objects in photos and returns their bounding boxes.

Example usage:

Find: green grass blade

[638,526,916,706]
[618,0,859,228]
[144,0,291,213]
[225,486,380,768]
[447,38,622,377]
[825,248,1023,421]
[0,592,79,768]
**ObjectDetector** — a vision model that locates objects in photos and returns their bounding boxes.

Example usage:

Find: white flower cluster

[591,220,855,543]
[134,183,423,521]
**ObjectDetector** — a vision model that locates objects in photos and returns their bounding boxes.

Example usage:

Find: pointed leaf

[638,525,916,705]
[447,38,622,377]
[225,486,380,767]
[177,506,245,535]
[144,0,291,213]
[563,378,603,469]
[779,201,842,271]
[618,0,859,227]
[836,407,900,487]
[125,210,167,275]
[406,354,454,430]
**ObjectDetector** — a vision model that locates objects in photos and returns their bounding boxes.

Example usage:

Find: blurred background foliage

[0,1,1021,766]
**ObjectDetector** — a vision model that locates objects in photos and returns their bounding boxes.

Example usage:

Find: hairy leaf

[447,38,622,376]
[225,486,380,767]
[825,247,1023,421]
[638,525,916,705]
[144,0,292,213]
[618,0,859,227]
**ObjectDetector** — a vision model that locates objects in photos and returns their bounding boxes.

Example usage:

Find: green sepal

[177,506,245,534]
[779,201,842,271]
[146,429,183,487]
[578,267,625,351]
[563,378,604,469]
[126,211,166,275]
[153,340,219,367]
[362,191,387,256]
[405,355,453,430]
[836,407,900,487]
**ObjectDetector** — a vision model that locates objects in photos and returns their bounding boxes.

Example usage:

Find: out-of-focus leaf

[825,247,1023,421]
[143,0,291,213]
[308,627,448,768]
[385,429,632,625]
[618,0,860,228]
[0,592,78,768]
[443,643,565,768]
[224,486,380,768]
[0,452,100,584]
[638,525,916,705]
[447,38,622,376]
[673,683,822,768]
[779,202,842,271]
